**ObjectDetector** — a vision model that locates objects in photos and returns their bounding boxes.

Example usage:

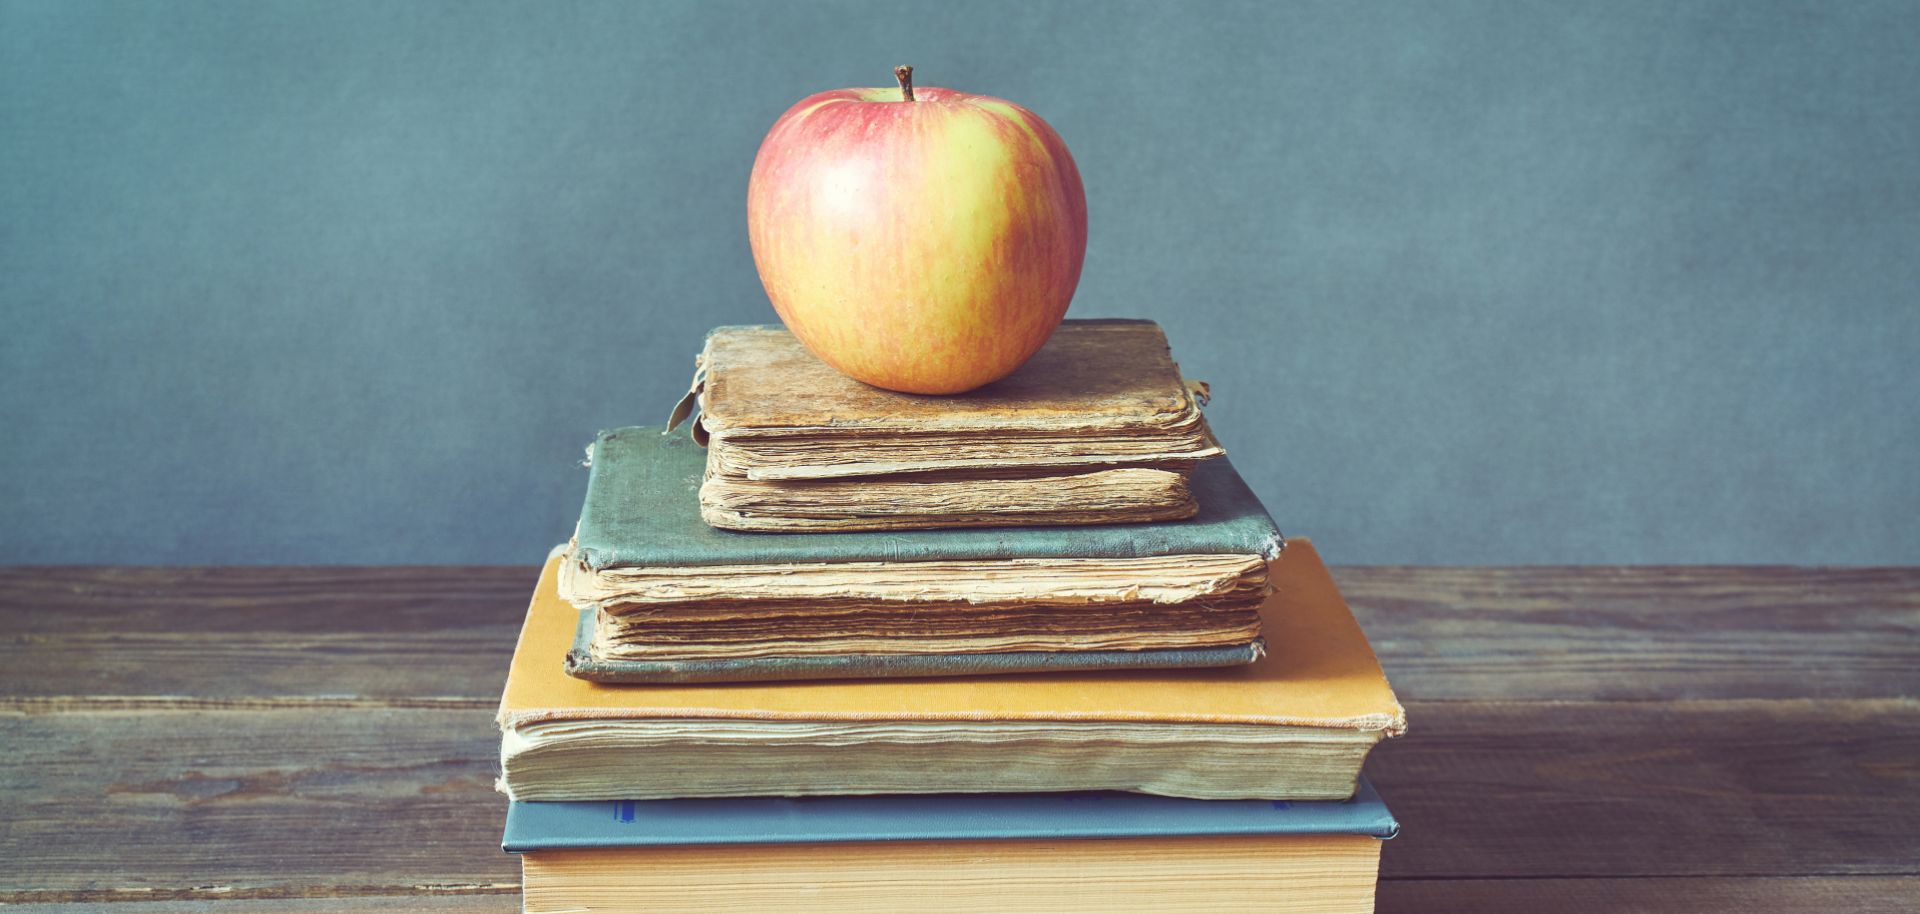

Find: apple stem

[894,65,915,102]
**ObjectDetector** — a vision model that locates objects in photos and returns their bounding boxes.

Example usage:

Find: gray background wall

[3,0,1916,565]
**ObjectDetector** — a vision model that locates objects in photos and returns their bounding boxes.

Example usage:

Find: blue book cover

[504,778,1396,852]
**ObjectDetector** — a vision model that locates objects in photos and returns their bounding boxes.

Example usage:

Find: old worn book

[501,538,1407,802]
[506,782,1398,914]
[686,319,1224,531]
[561,427,1282,681]
[564,608,1266,684]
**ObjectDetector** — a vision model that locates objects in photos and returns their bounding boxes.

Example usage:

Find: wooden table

[1,564,1915,912]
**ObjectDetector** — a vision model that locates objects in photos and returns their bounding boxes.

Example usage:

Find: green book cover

[573,427,1284,570]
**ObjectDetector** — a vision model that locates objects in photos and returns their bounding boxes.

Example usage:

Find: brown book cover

[686,319,1225,531]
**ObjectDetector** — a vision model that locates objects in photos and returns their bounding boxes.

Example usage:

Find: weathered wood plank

[1372,698,1920,879]
[0,566,533,700]
[3,566,1914,906]
[2,699,1914,899]
[1376,876,1920,914]
[0,707,514,899]
[2,877,1917,914]
[0,897,517,913]
[1335,564,1920,701]
[2,877,1916,914]
[3,565,1916,703]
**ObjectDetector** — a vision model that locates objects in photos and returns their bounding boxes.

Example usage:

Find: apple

[747,66,1088,395]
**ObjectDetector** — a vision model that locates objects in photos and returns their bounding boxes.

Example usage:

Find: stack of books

[498,319,1406,913]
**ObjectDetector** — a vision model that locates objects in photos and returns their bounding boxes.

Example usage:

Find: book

[561,426,1282,679]
[687,319,1224,531]
[507,783,1397,914]
[564,606,1266,683]
[501,538,1406,802]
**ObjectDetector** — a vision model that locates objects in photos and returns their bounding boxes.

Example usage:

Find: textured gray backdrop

[3,0,1916,564]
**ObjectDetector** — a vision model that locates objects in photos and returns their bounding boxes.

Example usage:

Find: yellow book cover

[498,538,1405,801]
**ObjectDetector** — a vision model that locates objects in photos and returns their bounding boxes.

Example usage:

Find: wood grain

[3,699,1915,901]
[0,566,531,701]
[0,705,509,900]
[2,565,1915,910]
[1373,699,1920,879]
[0,900,517,914]
[1336,564,1920,701]
[1376,876,1920,914]
[3,878,1917,914]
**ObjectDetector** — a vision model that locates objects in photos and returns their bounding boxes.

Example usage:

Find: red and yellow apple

[747,66,1088,394]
